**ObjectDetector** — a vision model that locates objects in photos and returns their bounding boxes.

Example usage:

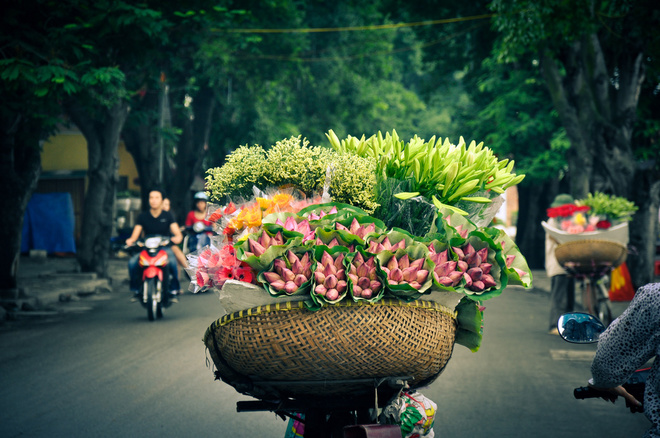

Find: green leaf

[393,191,420,200]
[459,196,492,204]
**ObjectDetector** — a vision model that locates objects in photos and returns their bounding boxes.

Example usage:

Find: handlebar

[574,386,645,413]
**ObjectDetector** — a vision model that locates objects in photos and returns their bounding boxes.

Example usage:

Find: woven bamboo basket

[203,299,457,399]
[555,239,627,273]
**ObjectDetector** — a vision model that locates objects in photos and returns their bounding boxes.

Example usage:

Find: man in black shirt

[126,189,184,300]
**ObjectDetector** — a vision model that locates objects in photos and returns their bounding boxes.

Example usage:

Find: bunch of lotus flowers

[311,235,357,252]
[261,250,312,295]
[304,205,338,221]
[275,216,315,242]
[346,252,381,299]
[381,253,428,290]
[313,251,348,301]
[430,243,495,292]
[335,218,376,239]
[366,236,406,253]
[246,230,286,257]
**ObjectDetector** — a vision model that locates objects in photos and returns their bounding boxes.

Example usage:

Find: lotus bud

[386,256,398,271]
[326,289,339,301]
[452,247,465,259]
[464,243,475,255]
[263,271,283,283]
[348,273,359,284]
[514,267,528,277]
[314,271,326,284]
[381,267,391,275]
[416,269,429,284]
[324,275,338,289]
[388,279,399,285]
[294,274,307,287]
[335,222,348,231]
[470,280,485,291]
[408,281,422,290]
[282,268,296,282]
[398,255,410,270]
[336,280,347,293]
[349,264,357,275]
[457,260,469,272]
[315,284,327,295]
[468,267,483,281]
[436,261,456,277]
[394,240,407,251]
[365,223,375,234]
[287,250,300,265]
[381,237,392,250]
[353,285,363,297]
[273,259,288,275]
[324,263,337,277]
[300,252,310,266]
[436,276,453,287]
[328,238,340,247]
[336,269,345,280]
[361,288,373,299]
[448,271,464,285]
[463,272,473,287]
[480,263,492,275]
[370,280,382,292]
[248,238,266,257]
[304,267,312,279]
[390,268,404,283]
[284,281,298,294]
[356,263,369,278]
[273,231,284,245]
[367,268,377,281]
[349,218,360,233]
[334,254,345,271]
[321,251,334,268]
[477,247,488,262]
[402,267,417,283]
[409,258,424,271]
[358,277,371,290]
[270,280,286,291]
[291,259,304,275]
[506,254,516,268]
[315,238,324,246]
[465,251,481,268]
[353,252,365,265]
[365,256,375,269]
[259,231,271,248]
[373,243,385,253]
[482,274,497,288]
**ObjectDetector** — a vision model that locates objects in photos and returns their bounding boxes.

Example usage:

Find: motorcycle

[557,312,647,413]
[126,235,174,321]
[182,221,213,255]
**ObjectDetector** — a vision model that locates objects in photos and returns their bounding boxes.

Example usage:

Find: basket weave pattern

[204,300,457,397]
[555,239,627,272]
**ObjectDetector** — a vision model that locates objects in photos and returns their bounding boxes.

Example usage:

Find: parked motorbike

[126,235,174,321]
[558,312,647,413]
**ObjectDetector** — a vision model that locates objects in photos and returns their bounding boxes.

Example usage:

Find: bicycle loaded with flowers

[193,132,533,436]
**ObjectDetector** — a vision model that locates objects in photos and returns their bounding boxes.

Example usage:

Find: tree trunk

[65,100,128,278]
[168,86,216,218]
[627,164,660,288]
[0,114,42,297]
[515,181,556,270]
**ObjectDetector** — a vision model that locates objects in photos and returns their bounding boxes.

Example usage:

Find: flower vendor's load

[198,133,531,399]
[541,192,637,272]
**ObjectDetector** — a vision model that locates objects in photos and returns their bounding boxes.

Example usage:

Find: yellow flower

[272,193,293,210]
[243,204,263,228]
[257,197,272,210]
[574,212,587,226]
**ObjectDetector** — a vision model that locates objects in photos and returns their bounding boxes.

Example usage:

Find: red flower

[208,209,223,223]
[224,202,237,215]
[547,204,590,218]
[596,220,612,229]
[233,265,255,284]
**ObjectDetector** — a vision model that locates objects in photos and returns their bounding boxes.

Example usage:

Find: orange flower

[257,197,273,210]
[272,193,294,210]
[242,204,263,228]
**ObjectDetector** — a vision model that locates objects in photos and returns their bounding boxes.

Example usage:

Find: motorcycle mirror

[557,312,606,344]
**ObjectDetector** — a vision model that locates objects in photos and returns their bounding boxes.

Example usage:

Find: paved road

[0,272,652,437]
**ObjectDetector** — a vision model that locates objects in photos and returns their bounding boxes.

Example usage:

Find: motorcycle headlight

[145,237,162,249]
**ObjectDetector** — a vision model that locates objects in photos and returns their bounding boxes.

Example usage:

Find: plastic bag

[380,390,437,438]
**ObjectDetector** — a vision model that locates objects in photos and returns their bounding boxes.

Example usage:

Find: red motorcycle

[127,235,174,321]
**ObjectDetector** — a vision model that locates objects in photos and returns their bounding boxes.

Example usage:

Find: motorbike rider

[184,191,213,252]
[126,188,184,302]
[589,282,659,437]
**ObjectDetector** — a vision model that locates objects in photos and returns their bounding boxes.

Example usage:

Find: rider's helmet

[194,191,208,201]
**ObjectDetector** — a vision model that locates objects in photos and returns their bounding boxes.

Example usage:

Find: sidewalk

[0,253,129,320]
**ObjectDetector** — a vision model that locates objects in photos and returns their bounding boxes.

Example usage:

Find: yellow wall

[42,129,140,191]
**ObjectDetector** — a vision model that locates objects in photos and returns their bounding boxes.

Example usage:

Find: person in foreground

[126,189,184,302]
[590,282,660,437]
